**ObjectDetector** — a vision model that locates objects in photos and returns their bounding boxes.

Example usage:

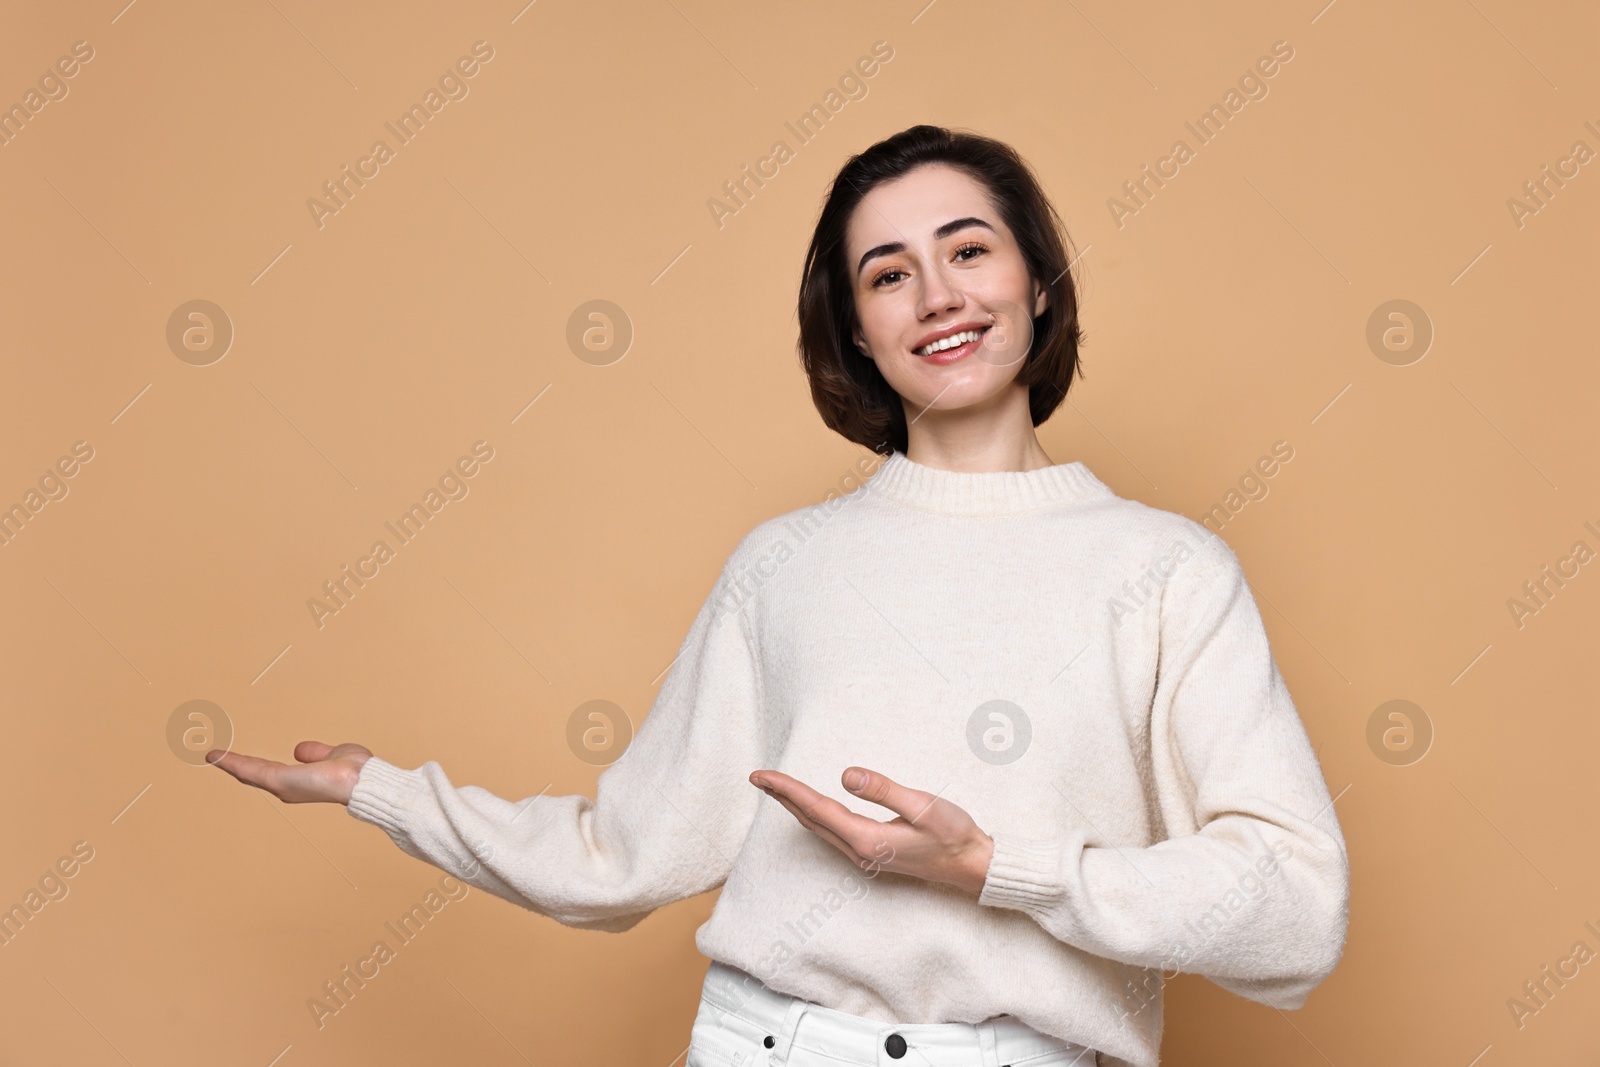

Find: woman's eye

[870,244,986,288]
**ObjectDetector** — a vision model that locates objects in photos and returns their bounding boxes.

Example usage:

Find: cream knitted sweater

[346,451,1350,1067]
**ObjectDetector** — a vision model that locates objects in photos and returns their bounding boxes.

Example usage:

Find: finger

[754,769,841,808]
[753,776,861,853]
[758,771,902,862]
[293,741,336,763]
[757,771,869,833]
[841,767,939,825]
[207,751,288,792]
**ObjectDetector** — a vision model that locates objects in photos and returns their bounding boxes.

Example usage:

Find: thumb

[293,740,336,763]
[842,767,922,818]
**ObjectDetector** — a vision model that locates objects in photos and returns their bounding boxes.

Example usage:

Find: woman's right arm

[209,553,768,932]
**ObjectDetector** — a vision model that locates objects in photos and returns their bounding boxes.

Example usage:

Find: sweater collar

[865,450,1115,517]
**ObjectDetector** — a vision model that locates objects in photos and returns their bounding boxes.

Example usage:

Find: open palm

[206,741,373,805]
[750,766,996,897]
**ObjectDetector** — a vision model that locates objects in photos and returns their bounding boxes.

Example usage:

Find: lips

[913,323,991,357]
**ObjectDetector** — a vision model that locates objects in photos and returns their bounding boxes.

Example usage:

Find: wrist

[958,833,996,898]
[339,756,371,805]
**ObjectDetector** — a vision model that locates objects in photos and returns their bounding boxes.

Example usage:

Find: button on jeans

[687,961,1100,1067]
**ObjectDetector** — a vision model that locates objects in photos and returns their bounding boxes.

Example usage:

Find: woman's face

[847,163,1049,418]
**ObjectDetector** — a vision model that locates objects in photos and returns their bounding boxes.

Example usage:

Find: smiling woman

[796,129,1083,462]
[208,125,1349,1067]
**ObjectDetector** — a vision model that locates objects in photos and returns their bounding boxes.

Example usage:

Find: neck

[900,384,1057,473]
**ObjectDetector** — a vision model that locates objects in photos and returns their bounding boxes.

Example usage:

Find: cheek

[856,292,906,350]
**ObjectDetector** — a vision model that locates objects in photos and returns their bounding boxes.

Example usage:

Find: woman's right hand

[206,741,374,806]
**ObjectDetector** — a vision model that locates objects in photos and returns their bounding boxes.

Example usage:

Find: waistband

[698,960,1095,1067]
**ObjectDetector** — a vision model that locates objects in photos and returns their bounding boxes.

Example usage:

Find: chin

[905,379,1004,411]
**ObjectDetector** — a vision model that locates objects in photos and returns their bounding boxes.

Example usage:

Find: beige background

[2,0,1597,1063]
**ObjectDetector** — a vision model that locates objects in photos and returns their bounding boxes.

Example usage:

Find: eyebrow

[855,217,996,277]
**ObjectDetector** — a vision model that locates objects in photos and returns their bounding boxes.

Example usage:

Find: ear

[1032,277,1050,318]
[852,322,871,358]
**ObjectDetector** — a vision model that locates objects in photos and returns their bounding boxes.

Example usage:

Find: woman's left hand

[749,767,995,898]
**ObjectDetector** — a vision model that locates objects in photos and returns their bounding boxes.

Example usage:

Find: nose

[915,260,965,321]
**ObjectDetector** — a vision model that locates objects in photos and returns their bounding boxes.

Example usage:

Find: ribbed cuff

[345,756,424,837]
[977,833,1067,913]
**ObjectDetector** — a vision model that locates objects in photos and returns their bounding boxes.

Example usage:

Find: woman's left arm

[978,536,1350,1009]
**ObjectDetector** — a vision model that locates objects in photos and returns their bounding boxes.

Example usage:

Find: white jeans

[688,961,1100,1067]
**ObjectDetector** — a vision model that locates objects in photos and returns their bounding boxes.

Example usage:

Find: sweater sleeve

[977,534,1350,1008]
[344,555,766,932]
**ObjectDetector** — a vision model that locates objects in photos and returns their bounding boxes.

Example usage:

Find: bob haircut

[796,124,1085,456]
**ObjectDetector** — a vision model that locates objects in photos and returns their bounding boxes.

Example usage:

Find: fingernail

[844,769,866,791]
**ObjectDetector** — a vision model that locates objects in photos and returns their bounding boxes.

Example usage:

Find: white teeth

[916,328,985,356]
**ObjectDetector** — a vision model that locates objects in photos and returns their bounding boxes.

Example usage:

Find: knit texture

[346,450,1350,1067]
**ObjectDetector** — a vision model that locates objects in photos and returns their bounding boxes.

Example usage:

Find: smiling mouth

[914,326,990,357]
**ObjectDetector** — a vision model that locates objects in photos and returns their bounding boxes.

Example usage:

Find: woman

[210,125,1349,1067]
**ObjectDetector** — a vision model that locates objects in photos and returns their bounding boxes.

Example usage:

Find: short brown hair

[796,124,1086,455]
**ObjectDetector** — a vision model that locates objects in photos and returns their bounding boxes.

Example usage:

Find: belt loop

[769,999,811,1066]
[977,1019,1001,1067]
